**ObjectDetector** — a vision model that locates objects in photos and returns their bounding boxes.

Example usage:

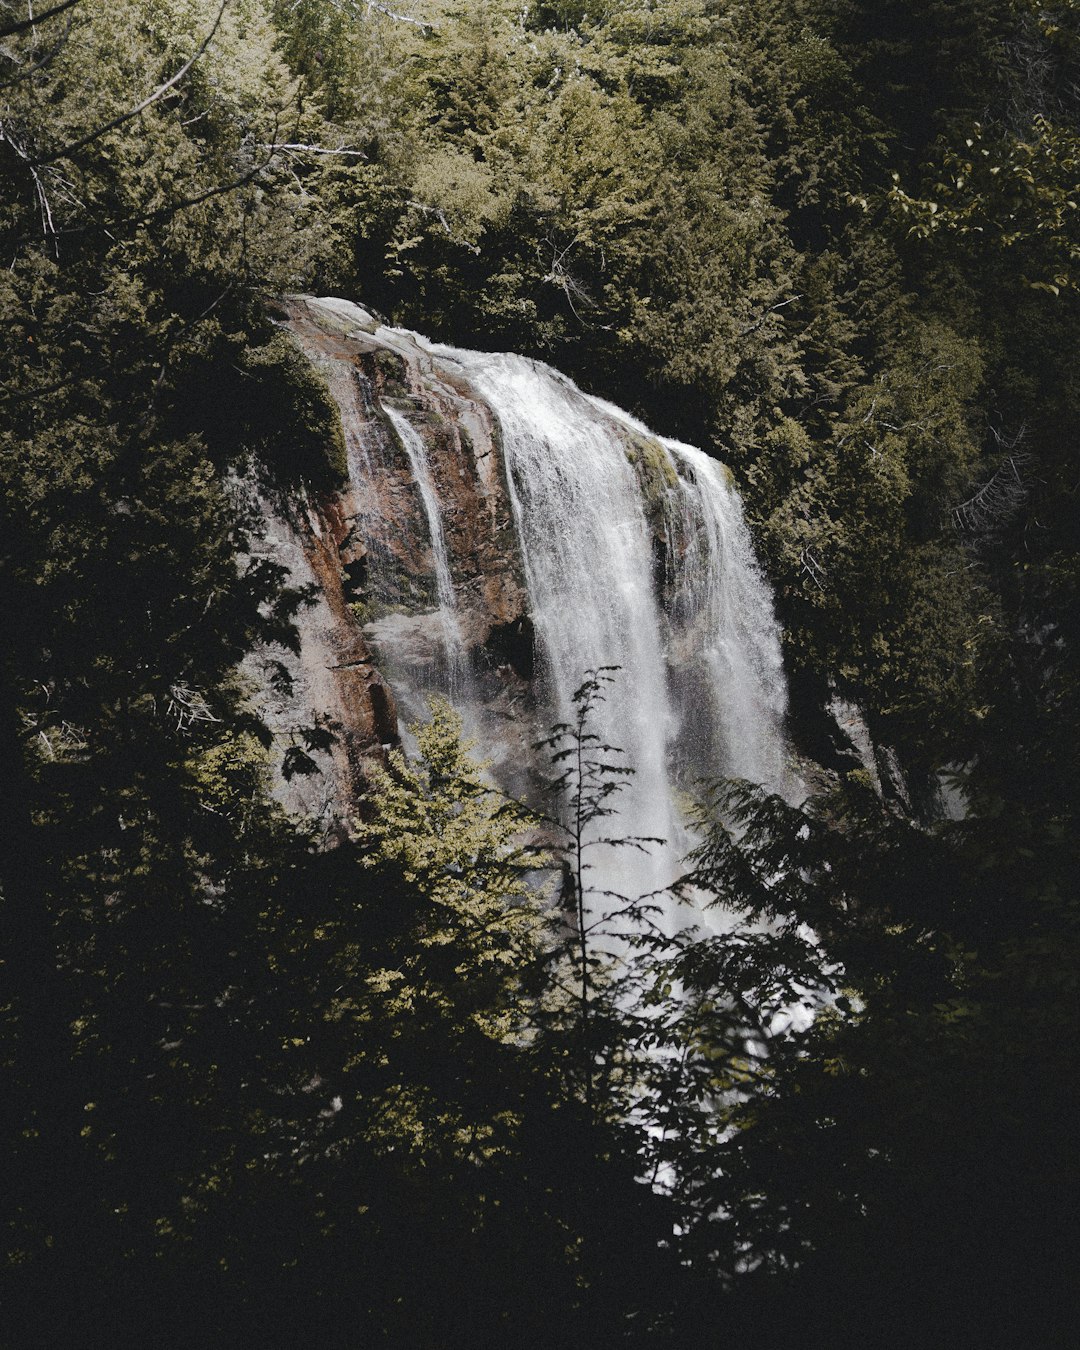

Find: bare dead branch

[31,136,283,243]
[406,199,481,254]
[0,119,59,249]
[951,427,1032,533]
[286,0,433,30]
[256,141,367,158]
[363,0,430,30]
[738,294,802,338]
[800,545,827,589]
[166,682,220,733]
[0,0,80,40]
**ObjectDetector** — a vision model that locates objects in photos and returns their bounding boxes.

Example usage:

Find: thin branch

[256,141,367,158]
[0,11,77,91]
[287,0,433,30]
[363,0,430,30]
[34,136,282,243]
[738,294,802,339]
[0,0,80,40]
[165,682,220,733]
[799,544,826,589]
[0,120,58,249]
[951,430,1032,533]
[406,199,481,254]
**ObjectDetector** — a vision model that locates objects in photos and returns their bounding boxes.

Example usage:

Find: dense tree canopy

[2,0,1078,1345]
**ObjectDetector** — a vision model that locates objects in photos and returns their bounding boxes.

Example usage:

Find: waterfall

[297,297,791,921]
[580,393,790,792]
[426,349,687,906]
[663,442,789,787]
[381,403,465,687]
[431,347,791,920]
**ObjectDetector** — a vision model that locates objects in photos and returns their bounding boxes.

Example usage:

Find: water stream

[381,403,465,689]
[424,341,791,924]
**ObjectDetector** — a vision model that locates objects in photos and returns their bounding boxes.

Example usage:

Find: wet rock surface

[253,296,536,825]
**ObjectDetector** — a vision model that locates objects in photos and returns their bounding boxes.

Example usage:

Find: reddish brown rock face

[255,297,536,824]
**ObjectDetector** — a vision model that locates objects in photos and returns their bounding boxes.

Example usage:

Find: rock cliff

[249,296,540,825]
[251,296,792,875]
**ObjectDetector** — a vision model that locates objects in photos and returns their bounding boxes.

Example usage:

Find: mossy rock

[373,348,411,400]
[307,299,378,339]
[624,429,677,513]
[242,331,348,490]
[360,554,439,616]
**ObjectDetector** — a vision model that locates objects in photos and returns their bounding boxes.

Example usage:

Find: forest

[1,0,1078,1345]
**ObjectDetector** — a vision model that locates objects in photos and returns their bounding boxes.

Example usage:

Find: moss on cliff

[242,331,348,491]
[624,429,678,527]
[373,348,411,400]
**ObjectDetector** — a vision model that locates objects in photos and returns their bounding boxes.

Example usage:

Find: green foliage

[290,699,558,1210]
[351,698,549,1047]
[886,115,1080,292]
[0,0,335,1333]
[250,694,685,1348]
[4,0,1080,1343]
[240,330,349,489]
[662,772,1080,1346]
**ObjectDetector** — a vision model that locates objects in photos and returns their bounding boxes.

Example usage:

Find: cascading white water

[434,351,684,906]
[583,395,790,793]
[663,443,787,785]
[381,403,465,686]
[420,342,792,924]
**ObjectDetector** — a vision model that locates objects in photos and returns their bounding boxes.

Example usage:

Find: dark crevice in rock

[483,616,536,682]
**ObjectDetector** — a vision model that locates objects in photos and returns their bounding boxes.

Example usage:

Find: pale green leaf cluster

[352,698,551,1039]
